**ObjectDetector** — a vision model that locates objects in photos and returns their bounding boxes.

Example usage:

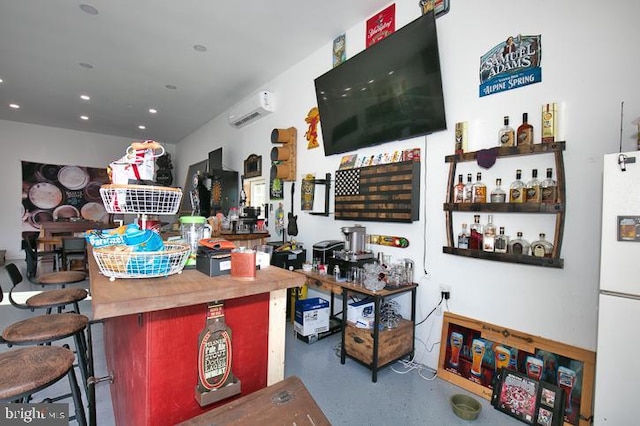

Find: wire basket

[93,243,191,281]
[100,184,183,215]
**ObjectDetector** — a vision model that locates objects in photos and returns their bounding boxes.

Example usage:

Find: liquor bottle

[525,169,541,203]
[499,116,515,147]
[540,167,557,203]
[517,112,534,145]
[509,169,526,203]
[463,173,474,203]
[531,233,553,258]
[469,215,483,250]
[472,172,486,203]
[453,174,465,203]
[483,215,496,252]
[197,302,237,395]
[508,232,530,255]
[494,227,509,254]
[490,178,506,203]
[457,223,469,249]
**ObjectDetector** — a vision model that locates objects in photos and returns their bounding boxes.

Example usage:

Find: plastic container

[180,216,207,266]
[450,394,481,421]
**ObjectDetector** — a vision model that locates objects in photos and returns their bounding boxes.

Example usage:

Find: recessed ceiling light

[149,108,157,114]
[79,4,99,15]
[80,94,91,101]
[0,78,3,84]
[79,62,94,69]
[80,115,89,120]
[9,104,20,109]
[138,125,146,130]
[165,84,177,90]
[193,44,207,52]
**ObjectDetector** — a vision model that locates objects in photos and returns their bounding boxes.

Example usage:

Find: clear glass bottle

[494,227,509,254]
[508,231,530,255]
[453,174,465,203]
[509,169,526,203]
[483,215,496,252]
[526,169,541,203]
[540,167,557,203]
[531,233,553,258]
[469,215,483,250]
[457,223,469,249]
[472,172,487,203]
[499,116,515,147]
[463,173,474,203]
[517,112,534,146]
[490,178,506,203]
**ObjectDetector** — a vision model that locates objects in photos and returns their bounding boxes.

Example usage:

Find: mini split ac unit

[228,91,275,128]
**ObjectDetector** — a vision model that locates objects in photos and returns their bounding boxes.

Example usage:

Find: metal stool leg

[67,364,87,426]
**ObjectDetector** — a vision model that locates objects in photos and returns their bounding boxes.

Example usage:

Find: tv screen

[314,11,446,157]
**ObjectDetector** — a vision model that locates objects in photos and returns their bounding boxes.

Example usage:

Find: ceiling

[0,0,391,144]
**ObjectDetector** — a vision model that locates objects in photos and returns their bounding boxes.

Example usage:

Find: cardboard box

[294,298,329,336]
[196,252,232,277]
[347,299,374,325]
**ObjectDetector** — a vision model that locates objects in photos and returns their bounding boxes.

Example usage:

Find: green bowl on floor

[450,393,481,421]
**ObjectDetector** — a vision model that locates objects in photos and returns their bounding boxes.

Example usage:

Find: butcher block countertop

[88,256,305,320]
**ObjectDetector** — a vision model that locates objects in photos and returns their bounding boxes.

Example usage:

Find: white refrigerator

[594,151,640,424]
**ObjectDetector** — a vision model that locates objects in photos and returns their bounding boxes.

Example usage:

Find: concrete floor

[1,261,521,425]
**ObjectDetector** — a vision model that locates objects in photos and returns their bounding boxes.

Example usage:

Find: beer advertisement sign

[479,34,542,97]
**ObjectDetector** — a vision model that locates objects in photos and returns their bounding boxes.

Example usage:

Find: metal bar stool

[35,270,87,314]
[2,265,92,395]
[7,264,88,315]
[0,346,87,426]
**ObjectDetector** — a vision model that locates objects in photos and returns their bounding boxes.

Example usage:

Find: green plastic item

[450,394,481,421]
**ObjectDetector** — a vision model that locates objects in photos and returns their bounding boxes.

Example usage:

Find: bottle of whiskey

[517,112,534,145]
[483,215,496,252]
[463,173,474,203]
[499,116,515,147]
[457,223,469,249]
[540,167,557,203]
[531,233,553,257]
[526,169,541,203]
[509,169,526,203]
[472,172,487,203]
[469,215,483,250]
[494,227,509,253]
[508,231,530,255]
[453,174,465,203]
[490,178,506,203]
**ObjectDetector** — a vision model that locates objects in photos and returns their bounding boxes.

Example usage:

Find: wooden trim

[267,289,287,386]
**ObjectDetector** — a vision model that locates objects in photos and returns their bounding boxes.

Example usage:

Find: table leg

[340,287,347,365]
[372,296,381,383]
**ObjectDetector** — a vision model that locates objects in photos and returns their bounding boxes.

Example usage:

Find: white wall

[0,119,177,259]
[2,0,638,373]
[175,0,640,371]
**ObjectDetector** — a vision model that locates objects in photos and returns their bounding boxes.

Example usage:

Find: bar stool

[2,264,92,393]
[0,346,87,426]
[37,270,87,289]
[6,264,88,315]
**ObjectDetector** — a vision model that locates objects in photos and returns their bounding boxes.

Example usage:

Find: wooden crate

[344,318,413,367]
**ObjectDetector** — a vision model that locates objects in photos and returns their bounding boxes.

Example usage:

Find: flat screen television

[314,11,446,157]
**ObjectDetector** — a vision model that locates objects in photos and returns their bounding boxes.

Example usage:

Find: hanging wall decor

[479,34,542,97]
[21,161,111,232]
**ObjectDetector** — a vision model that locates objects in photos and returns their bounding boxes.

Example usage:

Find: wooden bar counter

[89,256,304,426]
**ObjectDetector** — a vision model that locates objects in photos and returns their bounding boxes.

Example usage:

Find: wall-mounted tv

[314,11,446,157]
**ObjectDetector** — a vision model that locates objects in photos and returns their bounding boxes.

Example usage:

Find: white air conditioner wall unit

[228,91,275,128]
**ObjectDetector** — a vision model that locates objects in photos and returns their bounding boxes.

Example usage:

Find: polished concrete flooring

[1,261,521,425]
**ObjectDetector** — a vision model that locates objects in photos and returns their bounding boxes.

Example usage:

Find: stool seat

[2,313,89,344]
[0,346,75,401]
[26,288,88,310]
[37,271,87,286]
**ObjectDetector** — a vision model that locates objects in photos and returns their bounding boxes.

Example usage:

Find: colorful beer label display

[479,34,542,97]
[197,303,236,393]
[366,4,395,48]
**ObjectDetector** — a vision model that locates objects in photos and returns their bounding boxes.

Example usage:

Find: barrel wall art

[21,161,111,232]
